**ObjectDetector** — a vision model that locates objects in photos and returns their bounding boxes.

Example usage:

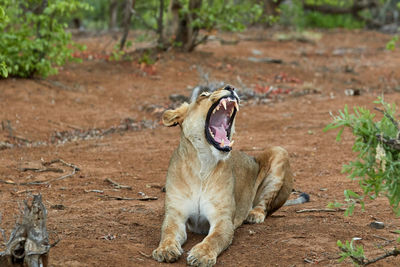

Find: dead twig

[20,167,64,173]
[12,189,36,195]
[100,195,135,201]
[84,189,104,194]
[139,251,152,258]
[21,159,80,185]
[0,179,16,185]
[100,194,158,201]
[105,178,132,190]
[296,208,345,213]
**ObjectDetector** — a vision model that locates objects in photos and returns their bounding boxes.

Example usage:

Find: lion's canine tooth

[221,139,225,147]
[216,105,220,111]
[221,99,227,110]
[229,140,234,147]
[234,101,239,111]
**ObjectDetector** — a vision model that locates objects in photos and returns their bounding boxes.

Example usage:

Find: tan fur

[153,87,293,266]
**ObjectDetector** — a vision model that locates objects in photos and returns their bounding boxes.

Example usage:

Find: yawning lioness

[153,85,300,266]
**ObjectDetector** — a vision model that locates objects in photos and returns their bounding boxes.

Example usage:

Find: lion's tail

[283,192,310,206]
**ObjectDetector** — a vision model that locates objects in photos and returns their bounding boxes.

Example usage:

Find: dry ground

[1,29,400,266]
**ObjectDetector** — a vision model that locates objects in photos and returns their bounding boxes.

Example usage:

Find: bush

[280,0,365,30]
[324,97,400,216]
[0,0,91,78]
[325,97,400,265]
[0,6,7,78]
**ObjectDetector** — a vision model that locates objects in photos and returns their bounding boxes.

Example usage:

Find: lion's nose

[224,85,235,92]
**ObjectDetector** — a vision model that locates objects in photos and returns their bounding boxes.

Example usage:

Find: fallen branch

[105,178,132,190]
[21,159,80,185]
[100,194,158,201]
[20,167,64,173]
[296,208,345,213]
[100,195,135,201]
[84,189,104,194]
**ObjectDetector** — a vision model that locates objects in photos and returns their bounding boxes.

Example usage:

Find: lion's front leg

[187,213,234,267]
[152,207,187,263]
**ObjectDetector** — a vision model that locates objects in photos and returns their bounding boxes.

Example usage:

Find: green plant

[325,97,400,265]
[337,239,365,264]
[109,41,133,61]
[280,0,365,30]
[0,0,92,78]
[190,1,263,32]
[325,97,400,216]
[0,6,7,78]
[386,35,398,51]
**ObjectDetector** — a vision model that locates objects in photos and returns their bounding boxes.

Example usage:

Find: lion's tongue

[209,108,231,146]
[210,125,230,146]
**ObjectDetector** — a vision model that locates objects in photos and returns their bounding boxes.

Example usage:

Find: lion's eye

[200,92,210,97]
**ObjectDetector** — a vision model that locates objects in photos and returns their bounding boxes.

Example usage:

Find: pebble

[369,221,385,229]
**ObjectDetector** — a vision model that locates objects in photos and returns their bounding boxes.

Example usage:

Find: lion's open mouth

[205,96,239,152]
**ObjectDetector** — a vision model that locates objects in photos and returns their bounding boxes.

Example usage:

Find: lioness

[153,85,301,266]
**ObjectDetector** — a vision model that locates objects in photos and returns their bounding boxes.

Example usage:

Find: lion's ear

[162,102,189,127]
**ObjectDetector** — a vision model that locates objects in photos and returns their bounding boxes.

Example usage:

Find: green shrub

[324,97,400,216]
[325,96,400,265]
[280,0,365,30]
[190,0,263,32]
[0,6,7,78]
[0,0,92,78]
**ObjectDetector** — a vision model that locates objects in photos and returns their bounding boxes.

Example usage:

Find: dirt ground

[1,29,400,266]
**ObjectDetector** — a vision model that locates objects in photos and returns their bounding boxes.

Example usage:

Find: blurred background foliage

[1,0,399,77]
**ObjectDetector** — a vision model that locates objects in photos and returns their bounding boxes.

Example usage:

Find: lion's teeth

[209,129,215,137]
[234,101,239,111]
[221,139,225,147]
[229,140,235,147]
[216,105,220,111]
[221,99,227,110]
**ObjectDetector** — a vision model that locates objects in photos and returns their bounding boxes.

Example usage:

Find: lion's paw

[245,208,266,224]
[187,243,217,267]
[152,240,183,263]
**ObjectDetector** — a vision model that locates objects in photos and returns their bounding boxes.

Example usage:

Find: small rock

[369,221,385,229]
[251,49,262,56]
[345,89,361,96]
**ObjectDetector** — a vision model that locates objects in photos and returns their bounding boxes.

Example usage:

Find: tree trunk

[157,0,165,47]
[263,0,283,17]
[119,0,136,50]
[109,0,119,30]
[173,0,202,52]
